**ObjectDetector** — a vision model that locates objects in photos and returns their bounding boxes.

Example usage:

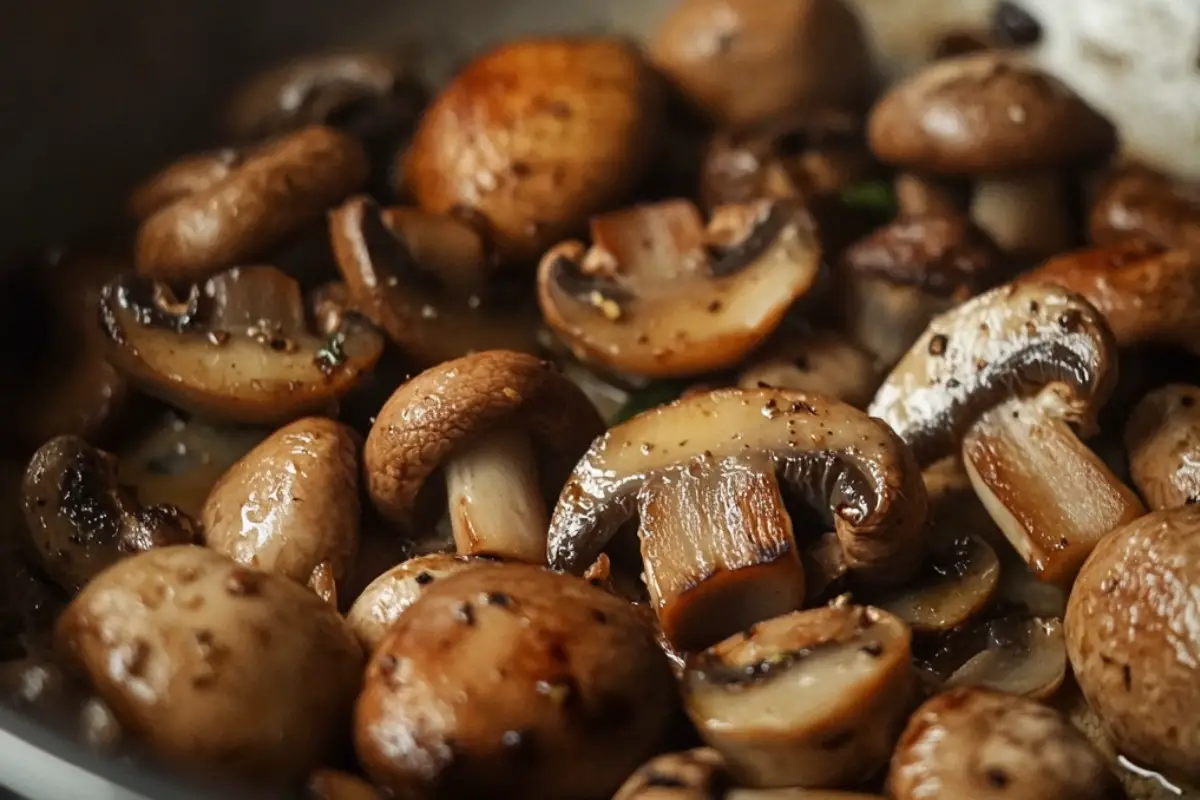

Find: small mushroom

[21,436,197,593]
[365,350,603,563]
[869,282,1145,585]
[839,212,1008,366]
[683,604,916,788]
[887,687,1119,800]
[736,331,879,409]
[135,125,367,283]
[345,552,489,652]
[405,37,663,266]
[1090,162,1200,252]
[329,196,541,366]
[100,265,385,425]
[127,148,242,220]
[202,417,361,606]
[925,615,1068,701]
[538,199,822,378]
[1066,505,1200,784]
[305,770,381,800]
[651,0,875,130]
[1124,384,1200,510]
[355,563,677,799]
[868,53,1116,260]
[54,546,363,784]
[547,387,928,652]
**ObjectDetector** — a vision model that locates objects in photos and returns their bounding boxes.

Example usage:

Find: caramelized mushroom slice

[870,282,1144,585]
[330,196,541,365]
[869,533,999,635]
[736,331,879,409]
[100,266,384,425]
[538,199,821,378]
[21,436,197,593]
[927,616,1068,700]
[1125,384,1200,510]
[548,388,928,652]
[684,605,915,788]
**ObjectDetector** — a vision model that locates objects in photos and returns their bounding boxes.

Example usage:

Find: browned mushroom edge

[1124,383,1200,510]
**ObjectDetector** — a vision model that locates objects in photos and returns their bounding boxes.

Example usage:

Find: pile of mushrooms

[3,2,1200,798]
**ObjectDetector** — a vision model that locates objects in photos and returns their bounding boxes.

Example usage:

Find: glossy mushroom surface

[1090,162,1200,252]
[1124,383,1200,510]
[736,331,879,409]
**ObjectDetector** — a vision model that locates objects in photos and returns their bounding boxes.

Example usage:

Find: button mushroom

[54,546,363,784]
[547,387,928,652]
[1125,384,1200,510]
[1066,505,1200,785]
[537,199,822,379]
[99,265,385,425]
[365,350,603,563]
[1090,162,1200,253]
[405,37,663,266]
[887,686,1119,800]
[683,604,916,788]
[21,436,197,594]
[869,282,1144,585]
[127,148,243,221]
[651,0,875,130]
[354,563,677,799]
[736,331,879,409]
[202,417,361,606]
[868,53,1116,260]
[135,125,368,283]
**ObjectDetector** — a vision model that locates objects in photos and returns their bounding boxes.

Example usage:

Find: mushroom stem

[894,172,969,217]
[962,394,1144,586]
[444,429,548,563]
[970,172,1075,260]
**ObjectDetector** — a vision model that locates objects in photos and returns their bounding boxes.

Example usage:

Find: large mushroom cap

[867,52,1116,175]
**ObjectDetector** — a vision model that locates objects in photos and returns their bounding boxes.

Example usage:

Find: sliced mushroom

[1090,162,1200,252]
[329,196,541,366]
[305,770,382,800]
[547,388,928,652]
[925,615,1068,700]
[1125,384,1200,510]
[887,687,1119,800]
[127,148,242,220]
[354,563,677,799]
[345,552,489,652]
[202,417,361,606]
[538,199,822,378]
[100,265,384,425]
[405,37,663,266]
[736,331,879,409]
[365,350,603,563]
[684,604,915,788]
[21,436,197,593]
[869,282,1144,585]
[1066,505,1200,784]
[136,125,368,283]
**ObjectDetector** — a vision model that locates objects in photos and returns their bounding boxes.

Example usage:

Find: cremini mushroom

[329,196,541,366]
[54,546,363,784]
[538,199,822,378]
[869,282,1144,585]
[355,563,676,799]
[135,125,368,283]
[127,148,242,221]
[405,37,662,266]
[868,52,1116,260]
[202,417,361,606]
[736,331,879,409]
[305,770,382,800]
[887,687,1119,800]
[21,436,197,593]
[651,0,875,130]
[365,350,603,563]
[345,552,490,652]
[926,615,1068,701]
[1124,384,1200,510]
[1090,162,1200,252]
[683,604,915,788]
[839,212,1007,366]
[1066,505,1200,785]
[547,387,928,652]
[100,265,385,425]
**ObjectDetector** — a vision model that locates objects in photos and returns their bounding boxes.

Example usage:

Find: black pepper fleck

[485,591,512,608]
[928,334,949,356]
[455,602,476,626]
[414,571,434,585]
[986,767,1010,789]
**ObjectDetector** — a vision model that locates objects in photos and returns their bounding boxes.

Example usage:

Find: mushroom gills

[639,451,805,652]
[962,391,1145,585]
[869,532,999,634]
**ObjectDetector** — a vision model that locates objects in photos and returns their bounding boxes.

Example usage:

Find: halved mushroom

[683,604,915,788]
[1125,384,1200,510]
[136,125,368,283]
[127,148,242,220]
[736,331,879,409]
[21,436,197,593]
[365,350,603,563]
[1090,162,1200,252]
[305,770,382,800]
[547,388,928,652]
[100,265,384,425]
[329,196,541,366]
[887,687,1119,800]
[924,615,1068,700]
[869,282,1144,585]
[202,417,361,606]
[538,199,822,378]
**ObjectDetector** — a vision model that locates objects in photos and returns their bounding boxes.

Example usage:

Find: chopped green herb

[839,180,899,220]
[609,381,687,424]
